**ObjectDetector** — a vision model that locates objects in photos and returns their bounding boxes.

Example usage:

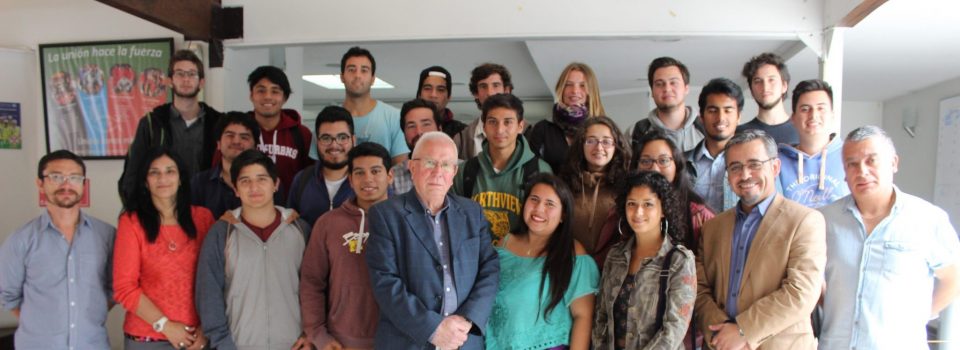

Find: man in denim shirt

[0,150,116,349]
[819,126,960,349]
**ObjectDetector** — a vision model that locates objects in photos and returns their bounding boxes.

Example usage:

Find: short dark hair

[742,52,791,86]
[215,111,261,141]
[340,46,376,75]
[647,57,690,88]
[481,93,524,123]
[791,79,834,113]
[168,50,204,80]
[348,142,392,173]
[698,78,745,116]
[400,99,442,130]
[230,149,278,185]
[38,150,85,178]
[247,66,291,100]
[469,63,513,95]
[417,66,452,98]
[315,105,355,136]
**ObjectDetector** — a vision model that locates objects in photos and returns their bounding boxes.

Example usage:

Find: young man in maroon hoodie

[248,65,314,204]
[300,142,393,350]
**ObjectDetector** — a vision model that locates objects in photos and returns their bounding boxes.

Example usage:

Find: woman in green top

[486,173,600,350]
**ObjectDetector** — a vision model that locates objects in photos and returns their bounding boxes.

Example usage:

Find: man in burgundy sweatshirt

[300,142,393,350]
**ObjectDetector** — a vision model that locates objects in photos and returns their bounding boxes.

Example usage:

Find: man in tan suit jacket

[695,130,826,350]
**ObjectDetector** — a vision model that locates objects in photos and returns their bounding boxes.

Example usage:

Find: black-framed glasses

[412,158,458,173]
[726,158,775,174]
[318,133,352,145]
[585,137,615,148]
[638,157,674,168]
[43,173,85,185]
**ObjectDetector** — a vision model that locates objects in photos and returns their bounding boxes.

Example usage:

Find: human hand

[321,339,343,350]
[292,334,314,350]
[162,320,196,349]
[186,327,207,350]
[219,211,238,224]
[708,323,748,350]
[429,316,470,349]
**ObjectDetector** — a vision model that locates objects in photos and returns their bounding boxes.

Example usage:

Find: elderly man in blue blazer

[366,131,500,350]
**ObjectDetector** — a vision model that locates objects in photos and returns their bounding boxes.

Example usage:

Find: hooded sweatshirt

[777,135,849,208]
[453,136,552,242]
[253,109,315,203]
[570,171,617,254]
[630,106,703,152]
[300,199,379,350]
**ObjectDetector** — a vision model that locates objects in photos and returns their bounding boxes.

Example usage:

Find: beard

[173,85,200,98]
[322,159,348,170]
[758,98,781,111]
[48,189,81,208]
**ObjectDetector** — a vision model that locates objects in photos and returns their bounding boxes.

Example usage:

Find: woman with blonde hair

[527,62,607,171]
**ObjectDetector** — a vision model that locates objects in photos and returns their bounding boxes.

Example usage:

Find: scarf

[552,103,589,138]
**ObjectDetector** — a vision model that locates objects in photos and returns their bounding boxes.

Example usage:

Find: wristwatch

[153,316,169,332]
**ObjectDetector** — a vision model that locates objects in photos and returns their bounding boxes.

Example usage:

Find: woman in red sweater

[115,148,215,350]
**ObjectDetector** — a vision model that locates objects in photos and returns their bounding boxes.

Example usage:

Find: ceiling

[270,0,958,108]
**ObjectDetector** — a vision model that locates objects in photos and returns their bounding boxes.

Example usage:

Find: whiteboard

[934,95,960,230]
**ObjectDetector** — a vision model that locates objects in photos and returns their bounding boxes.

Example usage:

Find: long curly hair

[559,116,631,189]
[614,171,688,248]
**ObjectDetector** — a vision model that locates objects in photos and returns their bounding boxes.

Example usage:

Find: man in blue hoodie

[287,106,356,227]
[777,79,849,208]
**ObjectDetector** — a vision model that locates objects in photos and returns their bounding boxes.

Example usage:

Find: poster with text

[0,102,21,149]
[40,38,173,158]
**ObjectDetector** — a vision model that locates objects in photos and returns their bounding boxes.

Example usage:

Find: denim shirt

[819,189,960,349]
[726,194,775,317]
[0,210,116,350]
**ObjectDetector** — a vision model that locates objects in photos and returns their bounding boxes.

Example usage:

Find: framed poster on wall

[39,38,173,158]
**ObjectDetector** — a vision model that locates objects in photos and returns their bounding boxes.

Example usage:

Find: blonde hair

[553,62,606,117]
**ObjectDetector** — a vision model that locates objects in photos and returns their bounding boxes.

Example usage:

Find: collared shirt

[168,105,207,176]
[420,198,458,318]
[191,164,282,218]
[689,142,728,211]
[389,159,413,195]
[0,210,116,350]
[819,188,960,349]
[726,194,776,317]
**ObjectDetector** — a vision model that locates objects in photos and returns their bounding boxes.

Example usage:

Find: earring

[617,217,626,238]
[661,218,669,235]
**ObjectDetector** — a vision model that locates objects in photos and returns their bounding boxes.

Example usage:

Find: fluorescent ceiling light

[302,75,394,89]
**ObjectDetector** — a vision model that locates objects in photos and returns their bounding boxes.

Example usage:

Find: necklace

[168,239,177,252]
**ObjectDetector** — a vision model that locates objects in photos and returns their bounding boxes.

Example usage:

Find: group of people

[0,46,958,350]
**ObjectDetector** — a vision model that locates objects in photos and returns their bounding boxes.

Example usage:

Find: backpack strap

[290,164,316,209]
[462,157,481,198]
[655,246,680,331]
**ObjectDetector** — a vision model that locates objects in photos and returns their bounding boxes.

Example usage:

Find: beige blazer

[695,194,826,349]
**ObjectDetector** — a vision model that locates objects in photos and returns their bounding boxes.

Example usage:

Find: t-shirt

[351,101,409,158]
[736,117,799,146]
[324,176,348,201]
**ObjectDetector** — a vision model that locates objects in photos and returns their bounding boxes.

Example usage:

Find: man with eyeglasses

[685,78,745,212]
[287,106,356,227]
[695,129,825,350]
[390,98,442,194]
[1,150,117,349]
[366,131,499,350]
[452,93,551,243]
[119,49,223,206]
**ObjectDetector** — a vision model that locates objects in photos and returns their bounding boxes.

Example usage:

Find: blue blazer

[365,190,500,350]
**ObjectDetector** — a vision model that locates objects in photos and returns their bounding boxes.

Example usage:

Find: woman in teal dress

[486,173,600,350]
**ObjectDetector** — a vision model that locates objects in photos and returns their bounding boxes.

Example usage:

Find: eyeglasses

[43,173,85,185]
[173,70,199,79]
[318,133,352,145]
[638,157,674,168]
[585,138,615,148]
[726,158,775,174]
[412,158,458,174]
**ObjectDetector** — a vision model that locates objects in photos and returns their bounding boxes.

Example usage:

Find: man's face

[473,73,510,107]
[792,90,834,137]
[249,78,286,119]
[234,164,278,209]
[341,56,374,98]
[171,61,202,98]
[349,155,393,205]
[701,93,741,143]
[36,159,84,209]
[843,136,898,199]
[725,139,780,209]
[651,66,689,110]
[483,107,524,152]
[403,107,440,149]
[218,123,256,162]
[409,138,458,202]
[317,121,355,170]
[750,64,788,110]
[419,75,449,110]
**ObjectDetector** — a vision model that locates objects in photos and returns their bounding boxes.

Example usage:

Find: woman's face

[523,183,564,237]
[561,70,588,107]
[146,155,180,201]
[639,140,677,183]
[624,185,664,237]
[583,124,616,172]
